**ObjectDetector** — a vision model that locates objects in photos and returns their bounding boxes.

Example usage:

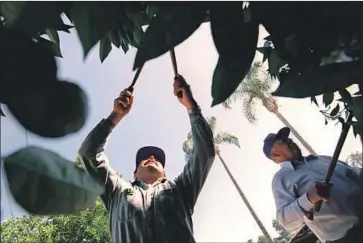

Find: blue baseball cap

[263,127,290,159]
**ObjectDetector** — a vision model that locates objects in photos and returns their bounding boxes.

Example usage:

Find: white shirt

[272,155,363,242]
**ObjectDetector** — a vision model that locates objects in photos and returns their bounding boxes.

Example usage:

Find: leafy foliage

[0,199,110,243]
[3,147,104,215]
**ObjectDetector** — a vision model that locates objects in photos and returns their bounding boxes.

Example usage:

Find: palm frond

[242,95,258,123]
[214,132,240,148]
[206,116,217,133]
[182,140,194,162]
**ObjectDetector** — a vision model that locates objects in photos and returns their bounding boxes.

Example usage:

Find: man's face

[270,138,302,163]
[134,155,165,183]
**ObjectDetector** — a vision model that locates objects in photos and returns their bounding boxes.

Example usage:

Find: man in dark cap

[264,127,363,243]
[78,75,215,243]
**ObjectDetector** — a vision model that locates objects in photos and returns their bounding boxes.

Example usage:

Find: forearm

[78,114,124,207]
[276,193,312,231]
[175,107,215,209]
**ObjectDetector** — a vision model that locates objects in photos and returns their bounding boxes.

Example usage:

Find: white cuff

[297,193,314,212]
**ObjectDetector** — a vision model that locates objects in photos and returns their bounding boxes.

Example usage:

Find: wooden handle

[170,49,182,98]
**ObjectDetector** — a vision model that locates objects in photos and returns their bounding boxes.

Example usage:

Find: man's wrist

[107,111,124,126]
[185,98,198,110]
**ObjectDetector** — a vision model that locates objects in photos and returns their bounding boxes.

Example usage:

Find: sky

[1,22,362,242]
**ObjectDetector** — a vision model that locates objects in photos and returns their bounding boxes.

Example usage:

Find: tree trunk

[274,111,317,156]
[217,152,274,243]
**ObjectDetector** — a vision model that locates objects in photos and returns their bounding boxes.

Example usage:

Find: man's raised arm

[172,75,216,212]
[78,88,134,210]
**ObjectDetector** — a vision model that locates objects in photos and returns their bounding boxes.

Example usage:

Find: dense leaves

[3,146,104,215]
[133,4,206,70]
[0,200,110,243]
[0,26,87,138]
[272,61,361,98]
[210,3,259,106]
[70,2,121,58]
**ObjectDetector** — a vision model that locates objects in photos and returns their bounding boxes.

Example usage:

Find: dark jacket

[78,108,215,243]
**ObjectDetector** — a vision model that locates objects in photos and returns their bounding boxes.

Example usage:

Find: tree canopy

[0,199,110,243]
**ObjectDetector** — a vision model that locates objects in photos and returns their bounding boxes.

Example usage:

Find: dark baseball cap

[263,127,290,159]
[135,146,166,171]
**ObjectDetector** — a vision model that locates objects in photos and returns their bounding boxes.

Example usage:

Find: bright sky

[1,23,361,242]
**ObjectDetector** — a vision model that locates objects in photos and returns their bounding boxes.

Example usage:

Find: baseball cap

[263,127,290,159]
[134,146,166,172]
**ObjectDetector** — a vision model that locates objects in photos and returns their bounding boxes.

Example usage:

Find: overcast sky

[1,23,361,242]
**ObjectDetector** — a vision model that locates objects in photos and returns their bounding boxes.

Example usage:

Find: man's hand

[108,88,134,125]
[173,75,197,110]
[307,182,332,204]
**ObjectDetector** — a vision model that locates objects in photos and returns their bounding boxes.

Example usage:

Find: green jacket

[78,108,215,243]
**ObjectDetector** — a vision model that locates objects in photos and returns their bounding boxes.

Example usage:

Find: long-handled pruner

[170,48,183,99]
[127,63,145,94]
[309,113,354,220]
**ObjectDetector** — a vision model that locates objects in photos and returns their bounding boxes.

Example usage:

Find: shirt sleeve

[272,172,312,232]
[174,108,216,213]
[78,118,128,210]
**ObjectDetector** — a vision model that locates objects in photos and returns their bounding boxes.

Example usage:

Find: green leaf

[3,146,104,215]
[37,37,62,58]
[7,81,88,138]
[210,4,259,106]
[323,93,334,107]
[108,30,120,48]
[257,46,272,63]
[272,61,361,98]
[268,49,287,79]
[120,38,129,54]
[45,28,59,45]
[146,4,159,19]
[339,88,351,102]
[99,36,112,63]
[70,2,120,58]
[133,6,205,70]
[338,117,345,124]
[0,27,58,104]
[330,104,340,117]
[310,96,318,106]
[352,96,363,121]
[1,2,64,36]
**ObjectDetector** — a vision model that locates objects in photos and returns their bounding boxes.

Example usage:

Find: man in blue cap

[78,75,215,243]
[264,127,363,243]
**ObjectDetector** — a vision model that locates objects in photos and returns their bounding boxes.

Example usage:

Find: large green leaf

[330,103,340,116]
[45,28,60,45]
[99,36,112,63]
[7,81,88,138]
[37,37,62,58]
[133,5,205,70]
[272,61,361,98]
[0,2,64,37]
[268,49,287,79]
[351,96,363,138]
[323,92,334,107]
[210,4,259,106]
[70,2,121,58]
[3,146,104,215]
[0,27,57,104]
